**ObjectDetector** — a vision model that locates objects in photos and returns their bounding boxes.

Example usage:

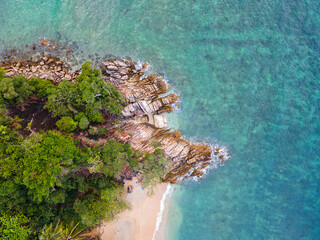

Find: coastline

[100,178,168,240]
[1,46,230,240]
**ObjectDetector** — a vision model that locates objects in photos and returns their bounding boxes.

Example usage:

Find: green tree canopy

[56,116,78,132]
[88,140,133,178]
[0,71,33,106]
[0,213,31,240]
[20,131,82,201]
[45,62,125,130]
[73,184,127,227]
[28,77,56,98]
[139,149,170,191]
[0,63,170,238]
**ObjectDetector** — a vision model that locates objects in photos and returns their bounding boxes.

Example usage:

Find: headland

[0,40,230,239]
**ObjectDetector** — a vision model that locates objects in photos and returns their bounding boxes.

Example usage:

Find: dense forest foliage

[0,63,169,239]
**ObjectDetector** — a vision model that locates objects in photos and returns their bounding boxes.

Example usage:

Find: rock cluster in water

[1,55,78,82]
[0,39,83,82]
[1,46,230,184]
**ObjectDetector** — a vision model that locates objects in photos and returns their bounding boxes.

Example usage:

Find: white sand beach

[100,178,168,240]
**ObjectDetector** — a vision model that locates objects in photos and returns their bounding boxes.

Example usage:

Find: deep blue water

[1,1,320,239]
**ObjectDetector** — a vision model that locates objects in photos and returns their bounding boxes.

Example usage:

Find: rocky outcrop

[100,59,230,183]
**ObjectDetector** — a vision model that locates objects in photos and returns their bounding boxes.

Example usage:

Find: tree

[61,221,84,240]
[45,62,125,127]
[78,116,90,130]
[0,213,31,240]
[0,67,5,79]
[88,140,132,178]
[45,80,81,117]
[28,77,56,98]
[73,184,127,227]
[56,116,78,132]
[0,124,22,178]
[0,74,32,106]
[76,62,125,117]
[39,221,84,240]
[20,131,81,201]
[139,149,170,191]
[39,221,62,240]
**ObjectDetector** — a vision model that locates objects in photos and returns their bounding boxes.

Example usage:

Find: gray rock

[153,115,168,128]
[64,74,72,80]
[106,65,118,71]
[113,60,128,67]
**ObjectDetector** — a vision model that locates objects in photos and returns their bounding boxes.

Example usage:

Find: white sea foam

[152,184,174,240]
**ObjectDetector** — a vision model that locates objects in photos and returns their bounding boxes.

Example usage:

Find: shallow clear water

[1,1,320,239]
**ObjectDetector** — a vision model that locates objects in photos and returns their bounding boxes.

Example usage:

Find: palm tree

[39,221,63,240]
[61,221,85,240]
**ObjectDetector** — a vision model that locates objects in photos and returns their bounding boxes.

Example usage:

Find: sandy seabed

[100,178,168,240]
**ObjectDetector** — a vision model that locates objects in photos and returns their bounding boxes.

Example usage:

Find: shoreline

[152,184,173,240]
[2,49,230,185]
[1,45,230,240]
[100,178,168,240]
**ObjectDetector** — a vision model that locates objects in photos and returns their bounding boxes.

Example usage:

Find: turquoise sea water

[1,1,320,239]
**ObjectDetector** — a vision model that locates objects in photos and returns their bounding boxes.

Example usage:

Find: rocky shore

[100,59,230,183]
[1,47,230,184]
[1,55,78,83]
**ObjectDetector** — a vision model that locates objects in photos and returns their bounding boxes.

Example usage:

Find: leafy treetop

[45,62,125,128]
